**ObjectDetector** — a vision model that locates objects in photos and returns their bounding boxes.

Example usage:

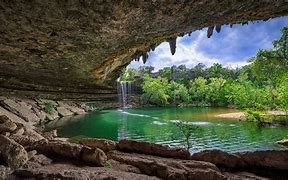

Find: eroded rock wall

[0,0,288,99]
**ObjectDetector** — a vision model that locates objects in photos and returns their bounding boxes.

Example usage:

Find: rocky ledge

[0,97,287,179]
[1,1,288,99]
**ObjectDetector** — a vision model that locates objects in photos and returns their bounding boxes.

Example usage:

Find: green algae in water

[46,107,288,153]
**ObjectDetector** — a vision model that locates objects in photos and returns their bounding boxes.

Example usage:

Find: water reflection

[46,107,288,153]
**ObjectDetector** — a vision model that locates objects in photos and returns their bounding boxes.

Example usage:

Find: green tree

[169,81,190,104]
[189,77,209,105]
[142,75,170,105]
[250,27,288,107]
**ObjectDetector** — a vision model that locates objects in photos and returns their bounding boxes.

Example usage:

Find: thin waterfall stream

[118,81,132,108]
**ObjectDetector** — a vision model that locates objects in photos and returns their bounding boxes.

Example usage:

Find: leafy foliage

[175,121,198,150]
[44,102,54,114]
[104,161,113,168]
[120,27,288,111]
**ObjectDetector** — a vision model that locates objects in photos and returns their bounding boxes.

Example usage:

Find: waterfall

[119,81,132,108]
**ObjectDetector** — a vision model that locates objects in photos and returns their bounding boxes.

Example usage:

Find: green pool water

[46,107,288,153]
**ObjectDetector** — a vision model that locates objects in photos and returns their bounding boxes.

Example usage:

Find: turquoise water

[46,107,288,153]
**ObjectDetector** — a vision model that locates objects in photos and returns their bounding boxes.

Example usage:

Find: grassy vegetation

[44,102,55,114]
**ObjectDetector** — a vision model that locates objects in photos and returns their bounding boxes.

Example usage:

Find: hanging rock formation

[0,0,288,100]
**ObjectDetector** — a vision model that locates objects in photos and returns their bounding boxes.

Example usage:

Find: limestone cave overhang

[0,0,288,100]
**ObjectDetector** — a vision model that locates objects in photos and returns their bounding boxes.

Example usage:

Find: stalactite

[167,37,177,55]
[150,44,157,51]
[215,25,221,33]
[207,26,214,38]
[142,52,148,64]
[241,21,248,25]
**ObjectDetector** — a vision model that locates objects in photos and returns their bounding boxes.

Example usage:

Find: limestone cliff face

[0,0,288,99]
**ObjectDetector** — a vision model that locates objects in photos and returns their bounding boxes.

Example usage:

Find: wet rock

[236,150,288,170]
[108,151,225,180]
[118,139,190,159]
[0,115,17,133]
[0,135,28,169]
[276,139,288,146]
[81,147,107,166]
[80,138,117,152]
[190,150,244,168]
[56,106,74,117]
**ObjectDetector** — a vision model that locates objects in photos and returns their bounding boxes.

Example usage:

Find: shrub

[44,102,54,114]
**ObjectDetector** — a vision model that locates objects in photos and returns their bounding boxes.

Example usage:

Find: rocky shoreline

[0,97,288,179]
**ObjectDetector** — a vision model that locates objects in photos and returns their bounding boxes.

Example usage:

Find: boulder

[13,163,160,180]
[0,165,12,179]
[56,106,74,117]
[118,139,190,159]
[80,138,117,152]
[49,140,83,159]
[81,147,107,166]
[190,150,244,168]
[0,106,31,127]
[42,129,58,140]
[30,140,107,166]
[2,99,40,124]
[0,135,28,169]
[108,151,225,180]
[13,127,25,136]
[28,153,53,166]
[276,139,288,146]
[236,150,288,170]
[45,109,60,121]
[0,115,17,133]
[107,159,141,174]
[57,101,86,115]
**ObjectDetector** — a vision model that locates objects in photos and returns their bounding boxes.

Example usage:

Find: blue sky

[129,16,288,71]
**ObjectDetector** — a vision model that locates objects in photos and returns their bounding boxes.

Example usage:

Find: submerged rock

[276,139,288,146]
[118,139,190,159]
[0,135,28,169]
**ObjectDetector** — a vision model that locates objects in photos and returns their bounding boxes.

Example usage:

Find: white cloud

[129,30,248,71]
